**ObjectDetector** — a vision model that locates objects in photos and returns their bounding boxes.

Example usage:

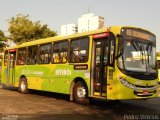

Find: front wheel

[19,77,28,94]
[73,81,89,104]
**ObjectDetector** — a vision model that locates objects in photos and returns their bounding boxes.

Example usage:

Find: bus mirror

[116,48,124,59]
[117,34,122,38]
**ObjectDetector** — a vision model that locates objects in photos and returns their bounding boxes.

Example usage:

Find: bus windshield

[118,40,156,73]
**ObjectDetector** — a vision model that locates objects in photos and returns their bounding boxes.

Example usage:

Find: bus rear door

[6,49,16,86]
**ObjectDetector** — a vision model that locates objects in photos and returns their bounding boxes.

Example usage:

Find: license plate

[143,90,149,95]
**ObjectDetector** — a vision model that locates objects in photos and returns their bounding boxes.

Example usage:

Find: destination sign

[121,28,155,42]
[93,32,109,39]
[126,29,150,40]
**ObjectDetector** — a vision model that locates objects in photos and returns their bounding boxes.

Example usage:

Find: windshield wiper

[146,44,155,71]
[131,40,145,64]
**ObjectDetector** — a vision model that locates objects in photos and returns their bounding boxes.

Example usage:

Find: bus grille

[134,90,156,97]
[134,85,154,88]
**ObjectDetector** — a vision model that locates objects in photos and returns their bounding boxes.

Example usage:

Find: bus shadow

[0,84,70,101]
[88,98,160,115]
[1,85,18,91]
[29,89,70,101]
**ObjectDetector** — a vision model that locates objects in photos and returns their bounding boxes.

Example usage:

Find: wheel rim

[20,81,26,91]
[77,87,86,98]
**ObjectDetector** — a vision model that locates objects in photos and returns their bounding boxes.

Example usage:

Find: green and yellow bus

[1,26,158,104]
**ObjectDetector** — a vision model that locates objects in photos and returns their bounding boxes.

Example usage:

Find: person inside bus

[73,51,80,62]
[18,56,25,65]
[60,52,67,63]
[39,54,45,63]
[53,53,60,63]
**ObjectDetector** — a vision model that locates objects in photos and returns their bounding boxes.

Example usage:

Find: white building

[78,13,104,33]
[61,24,77,36]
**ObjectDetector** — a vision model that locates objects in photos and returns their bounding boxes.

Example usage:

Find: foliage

[0,30,7,49]
[8,14,57,44]
[0,30,7,41]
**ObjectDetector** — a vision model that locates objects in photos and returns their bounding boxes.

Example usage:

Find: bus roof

[4,26,155,50]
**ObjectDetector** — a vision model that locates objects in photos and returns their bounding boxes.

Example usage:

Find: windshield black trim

[118,67,158,80]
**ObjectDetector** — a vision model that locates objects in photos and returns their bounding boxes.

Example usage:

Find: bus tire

[19,77,28,94]
[73,81,89,104]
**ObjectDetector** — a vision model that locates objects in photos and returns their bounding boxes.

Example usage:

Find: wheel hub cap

[21,81,26,91]
[77,87,86,98]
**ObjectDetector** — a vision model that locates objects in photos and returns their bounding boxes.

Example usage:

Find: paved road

[0,86,160,120]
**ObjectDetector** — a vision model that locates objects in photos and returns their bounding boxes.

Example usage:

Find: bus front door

[93,38,109,97]
[7,51,16,86]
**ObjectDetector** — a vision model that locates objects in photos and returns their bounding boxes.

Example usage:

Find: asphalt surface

[0,85,160,120]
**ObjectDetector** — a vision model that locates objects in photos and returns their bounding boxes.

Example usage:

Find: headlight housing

[118,76,158,91]
[118,76,136,89]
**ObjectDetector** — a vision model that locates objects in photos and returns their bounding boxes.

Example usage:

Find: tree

[0,30,7,41]
[8,14,57,44]
[0,30,7,49]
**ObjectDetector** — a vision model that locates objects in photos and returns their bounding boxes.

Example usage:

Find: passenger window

[4,51,8,66]
[17,48,26,65]
[38,43,52,64]
[70,37,89,63]
[26,46,38,64]
[52,41,68,63]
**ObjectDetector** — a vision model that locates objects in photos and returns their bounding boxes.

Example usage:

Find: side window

[38,43,52,64]
[0,52,2,66]
[17,48,26,65]
[4,51,8,66]
[70,37,89,63]
[52,41,68,63]
[26,46,38,64]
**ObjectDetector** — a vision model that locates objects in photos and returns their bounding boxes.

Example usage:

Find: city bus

[1,26,158,104]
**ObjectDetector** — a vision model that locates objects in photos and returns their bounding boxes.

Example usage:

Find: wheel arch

[20,75,27,80]
[18,75,28,94]
[19,75,27,82]
[69,77,88,101]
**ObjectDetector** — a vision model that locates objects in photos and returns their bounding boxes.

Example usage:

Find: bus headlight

[118,76,136,89]
[153,84,159,89]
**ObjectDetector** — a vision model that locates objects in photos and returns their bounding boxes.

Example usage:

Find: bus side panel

[1,66,8,85]
[14,63,91,95]
[50,64,90,94]
[15,65,53,90]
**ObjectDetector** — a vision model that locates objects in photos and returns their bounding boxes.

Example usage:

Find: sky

[0,0,160,51]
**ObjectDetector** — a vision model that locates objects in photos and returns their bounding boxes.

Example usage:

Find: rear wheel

[19,77,28,94]
[73,81,89,104]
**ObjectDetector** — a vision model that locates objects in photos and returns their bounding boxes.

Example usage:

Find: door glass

[102,41,108,93]
[9,52,16,85]
[94,41,101,92]
[10,53,15,68]
[94,39,108,96]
